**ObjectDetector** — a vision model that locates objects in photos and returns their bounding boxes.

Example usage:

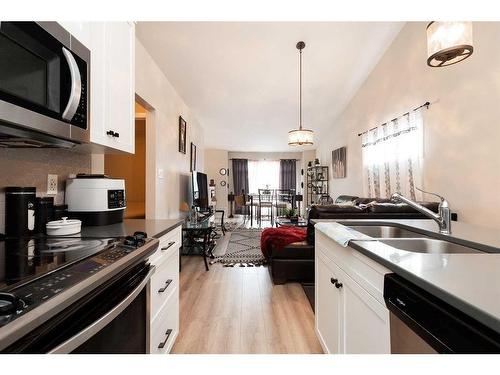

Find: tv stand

[182,211,217,271]
[195,209,213,222]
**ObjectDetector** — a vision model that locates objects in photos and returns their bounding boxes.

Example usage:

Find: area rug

[212,216,243,236]
[212,228,266,267]
[222,220,242,232]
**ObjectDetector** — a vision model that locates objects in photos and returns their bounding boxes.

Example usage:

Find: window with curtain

[361,108,424,200]
[232,158,249,214]
[279,159,297,192]
[248,160,280,193]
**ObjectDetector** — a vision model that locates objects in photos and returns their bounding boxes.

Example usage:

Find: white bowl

[46,217,82,236]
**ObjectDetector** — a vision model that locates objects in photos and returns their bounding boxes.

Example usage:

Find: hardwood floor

[172,256,323,354]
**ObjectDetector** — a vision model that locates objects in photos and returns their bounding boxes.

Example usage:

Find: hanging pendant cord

[299,47,302,130]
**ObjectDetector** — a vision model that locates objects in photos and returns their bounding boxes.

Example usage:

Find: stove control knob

[0,293,25,316]
[133,231,147,239]
[124,236,138,247]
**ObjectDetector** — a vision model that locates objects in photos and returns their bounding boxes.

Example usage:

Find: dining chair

[274,189,294,217]
[244,193,257,222]
[257,189,274,225]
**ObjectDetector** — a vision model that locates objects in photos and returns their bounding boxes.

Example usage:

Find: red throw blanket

[260,226,307,258]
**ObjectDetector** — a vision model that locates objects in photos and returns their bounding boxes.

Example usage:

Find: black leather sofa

[267,195,441,285]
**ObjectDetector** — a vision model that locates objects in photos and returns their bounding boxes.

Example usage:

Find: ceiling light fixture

[426,22,473,67]
[288,41,314,146]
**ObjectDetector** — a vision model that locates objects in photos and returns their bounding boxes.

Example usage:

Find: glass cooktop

[0,236,117,291]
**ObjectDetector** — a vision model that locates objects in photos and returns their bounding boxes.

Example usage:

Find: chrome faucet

[391,188,452,235]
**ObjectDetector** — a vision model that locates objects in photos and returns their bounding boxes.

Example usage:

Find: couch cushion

[310,204,367,215]
[271,241,314,259]
[335,195,359,204]
[355,197,393,205]
[369,202,439,213]
[261,227,307,258]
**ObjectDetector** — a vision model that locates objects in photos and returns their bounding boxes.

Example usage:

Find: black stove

[0,231,158,345]
[0,236,116,291]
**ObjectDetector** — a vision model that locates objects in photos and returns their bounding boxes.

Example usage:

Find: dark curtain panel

[280,159,297,191]
[232,159,249,214]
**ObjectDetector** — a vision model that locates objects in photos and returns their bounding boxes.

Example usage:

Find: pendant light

[426,22,473,67]
[288,41,314,146]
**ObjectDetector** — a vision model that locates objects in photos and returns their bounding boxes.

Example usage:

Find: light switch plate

[157,168,164,179]
[47,174,58,195]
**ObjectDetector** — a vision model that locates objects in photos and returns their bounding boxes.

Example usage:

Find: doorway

[104,102,147,219]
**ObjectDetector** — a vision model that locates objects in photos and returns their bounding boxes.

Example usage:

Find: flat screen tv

[191,171,209,210]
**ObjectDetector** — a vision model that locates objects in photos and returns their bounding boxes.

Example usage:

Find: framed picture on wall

[190,142,197,172]
[179,116,187,154]
[332,146,347,178]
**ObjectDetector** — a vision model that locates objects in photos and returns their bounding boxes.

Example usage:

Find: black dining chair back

[257,189,274,225]
[274,189,295,216]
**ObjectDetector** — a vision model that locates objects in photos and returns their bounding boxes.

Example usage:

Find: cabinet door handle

[106,130,115,136]
[114,132,120,138]
[157,329,173,349]
[161,241,175,251]
[158,279,173,293]
[335,282,343,289]
[330,277,338,284]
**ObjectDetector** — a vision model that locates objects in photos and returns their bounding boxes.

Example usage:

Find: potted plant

[284,208,299,223]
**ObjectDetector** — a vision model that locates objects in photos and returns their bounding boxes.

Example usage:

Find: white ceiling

[136,22,404,152]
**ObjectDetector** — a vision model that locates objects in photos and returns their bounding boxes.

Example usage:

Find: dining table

[246,192,296,227]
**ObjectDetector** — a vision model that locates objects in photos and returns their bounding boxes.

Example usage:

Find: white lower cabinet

[150,290,179,354]
[316,252,341,354]
[148,226,181,353]
[339,266,390,353]
[315,231,391,354]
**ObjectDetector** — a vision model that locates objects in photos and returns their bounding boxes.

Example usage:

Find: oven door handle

[48,266,155,354]
[61,47,82,121]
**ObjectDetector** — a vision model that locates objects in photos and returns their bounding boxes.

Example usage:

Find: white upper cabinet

[58,22,91,47]
[102,22,135,153]
[88,23,107,149]
[61,22,135,154]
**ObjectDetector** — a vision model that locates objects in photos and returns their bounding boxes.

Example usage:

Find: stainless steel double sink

[347,225,483,254]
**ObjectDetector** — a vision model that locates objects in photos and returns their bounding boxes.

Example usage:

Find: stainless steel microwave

[0,22,90,148]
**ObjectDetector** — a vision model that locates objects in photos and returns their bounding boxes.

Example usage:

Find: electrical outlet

[47,174,58,195]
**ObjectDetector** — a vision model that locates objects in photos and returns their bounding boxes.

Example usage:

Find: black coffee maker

[5,187,36,237]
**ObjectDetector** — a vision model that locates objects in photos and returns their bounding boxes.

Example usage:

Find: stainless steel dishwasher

[384,274,500,354]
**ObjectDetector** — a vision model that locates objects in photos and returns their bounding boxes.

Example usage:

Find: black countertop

[81,219,184,239]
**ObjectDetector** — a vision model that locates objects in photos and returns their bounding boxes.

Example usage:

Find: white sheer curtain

[361,108,424,200]
[248,160,280,194]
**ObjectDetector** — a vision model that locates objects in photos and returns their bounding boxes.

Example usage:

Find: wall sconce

[426,22,473,67]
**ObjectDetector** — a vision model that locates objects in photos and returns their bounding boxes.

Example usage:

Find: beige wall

[204,149,229,212]
[227,151,304,161]
[135,38,205,219]
[316,22,500,229]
